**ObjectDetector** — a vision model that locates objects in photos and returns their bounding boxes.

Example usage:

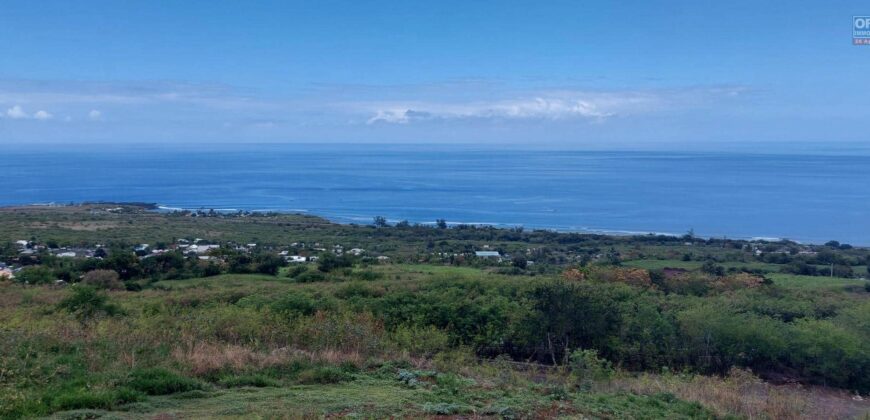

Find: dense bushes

[2,265,868,420]
[128,368,205,395]
[328,276,870,392]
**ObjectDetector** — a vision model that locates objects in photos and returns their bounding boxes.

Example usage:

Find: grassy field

[1,268,868,419]
[1,272,730,419]
[2,206,870,418]
[765,273,869,291]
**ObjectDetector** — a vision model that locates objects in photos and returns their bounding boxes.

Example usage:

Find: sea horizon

[4,144,869,245]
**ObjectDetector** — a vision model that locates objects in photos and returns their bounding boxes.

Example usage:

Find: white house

[475,251,501,258]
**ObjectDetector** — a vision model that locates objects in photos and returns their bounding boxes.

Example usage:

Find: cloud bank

[362,87,745,124]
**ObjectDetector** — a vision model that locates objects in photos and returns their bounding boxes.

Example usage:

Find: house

[15,240,29,248]
[189,244,220,254]
[348,248,365,256]
[475,251,501,258]
[56,251,77,258]
[286,256,307,263]
[0,268,14,280]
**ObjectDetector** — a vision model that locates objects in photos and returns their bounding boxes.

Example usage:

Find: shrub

[270,292,318,317]
[295,366,351,384]
[390,324,450,357]
[50,387,142,411]
[422,402,470,415]
[335,282,384,299]
[81,269,123,290]
[57,286,122,325]
[317,253,355,272]
[569,348,614,386]
[295,271,326,283]
[15,266,56,284]
[128,368,204,395]
[253,254,286,275]
[219,374,280,388]
[285,265,308,278]
[351,270,383,281]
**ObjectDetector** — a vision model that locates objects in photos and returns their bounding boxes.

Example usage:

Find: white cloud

[88,109,102,120]
[6,105,28,119]
[33,110,53,120]
[363,87,745,124]
[366,94,634,124]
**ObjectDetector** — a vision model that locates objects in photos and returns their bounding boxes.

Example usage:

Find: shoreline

[3,201,850,247]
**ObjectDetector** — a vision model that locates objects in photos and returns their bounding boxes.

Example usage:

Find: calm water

[3,145,869,244]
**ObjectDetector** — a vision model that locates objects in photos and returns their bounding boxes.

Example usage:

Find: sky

[1,0,869,149]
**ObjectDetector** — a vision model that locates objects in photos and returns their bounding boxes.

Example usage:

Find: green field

[2,205,869,418]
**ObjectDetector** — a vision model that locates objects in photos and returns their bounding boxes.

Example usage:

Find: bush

[317,253,355,272]
[351,270,383,281]
[128,368,204,395]
[81,269,123,290]
[15,266,56,284]
[294,271,326,283]
[285,265,308,278]
[569,348,614,385]
[295,366,351,384]
[391,324,450,357]
[422,402,470,415]
[50,387,142,411]
[270,292,318,317]
[57,286,122,324]
[219,374,280,388]
[253,254,286,275]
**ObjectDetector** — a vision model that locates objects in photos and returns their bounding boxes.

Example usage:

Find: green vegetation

[1,205,868,418]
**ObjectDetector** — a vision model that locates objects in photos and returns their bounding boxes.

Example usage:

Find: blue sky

[1,0,868,149]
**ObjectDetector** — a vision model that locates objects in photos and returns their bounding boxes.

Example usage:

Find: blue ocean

[3,144,869,244]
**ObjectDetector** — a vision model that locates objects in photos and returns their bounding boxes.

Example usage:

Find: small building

[286,256,307,263]
[190,244,220,254]
[475,251,501,258]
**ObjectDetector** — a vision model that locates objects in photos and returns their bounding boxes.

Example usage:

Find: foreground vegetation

[1,204,868,418]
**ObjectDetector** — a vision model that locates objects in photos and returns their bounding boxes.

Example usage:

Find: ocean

[3,144,869,244]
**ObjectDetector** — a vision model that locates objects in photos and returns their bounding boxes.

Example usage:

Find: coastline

[2,201,837,246]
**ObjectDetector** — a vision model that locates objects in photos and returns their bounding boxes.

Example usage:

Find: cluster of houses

[5,236,386,271]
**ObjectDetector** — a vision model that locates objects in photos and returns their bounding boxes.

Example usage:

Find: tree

[254,254,286,275]
[701,260,725,276]
[102,251,141,280]
[436,219,448,229]
[373,216,388,227]
[317,253,354,272]
[82,269,123,290]
[57,285,121,325]
[511,255,528,269]
[15,266,55,284]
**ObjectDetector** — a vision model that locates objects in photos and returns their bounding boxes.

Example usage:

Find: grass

[2,270,867,419]
[766,273,869,290]
[622,258,785,273]
[42,372,724,419]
